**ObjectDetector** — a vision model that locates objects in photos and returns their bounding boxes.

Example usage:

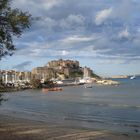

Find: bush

[44,80,55,88]
[30,79,42,89]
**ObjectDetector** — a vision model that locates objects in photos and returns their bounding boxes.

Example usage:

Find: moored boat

[130,75,136,80]
[42,87,63,92]
[84,84,93,88]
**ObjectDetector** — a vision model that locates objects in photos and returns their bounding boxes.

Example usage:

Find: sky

[1,0,140,76]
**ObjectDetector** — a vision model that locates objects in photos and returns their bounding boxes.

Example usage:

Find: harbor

[0,77,140,140]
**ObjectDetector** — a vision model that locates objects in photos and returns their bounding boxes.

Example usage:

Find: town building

[32,66,56,81]
[0,70,32,84]
[83,66,93,78]
[47,59,79,69]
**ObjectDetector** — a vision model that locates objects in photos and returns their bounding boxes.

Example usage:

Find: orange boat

[42,87,62,92]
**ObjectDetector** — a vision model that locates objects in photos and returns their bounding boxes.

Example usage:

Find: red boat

[42,87,63,92]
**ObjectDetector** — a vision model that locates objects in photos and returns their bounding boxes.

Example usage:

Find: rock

[96,79,120,85]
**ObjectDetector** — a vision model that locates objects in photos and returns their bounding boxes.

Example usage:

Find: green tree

[69,71,83,78]
[0,0,32,59]
[91,72,101,79]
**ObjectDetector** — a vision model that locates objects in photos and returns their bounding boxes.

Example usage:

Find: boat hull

[42,87,62,92]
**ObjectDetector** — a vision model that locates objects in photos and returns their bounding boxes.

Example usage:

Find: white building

[83,67,93,78]
[0,70,32,84]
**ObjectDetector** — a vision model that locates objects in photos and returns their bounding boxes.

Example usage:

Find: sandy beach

[0,115,139,140]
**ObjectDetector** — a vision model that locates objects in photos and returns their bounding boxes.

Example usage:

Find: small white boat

[130,75,136,80]
[84,84,93,88]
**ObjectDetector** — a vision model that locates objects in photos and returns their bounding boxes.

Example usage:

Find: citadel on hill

[32,59,93,81]
[0,59,95,84]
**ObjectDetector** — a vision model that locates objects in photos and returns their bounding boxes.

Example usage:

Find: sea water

[0,77,140,134]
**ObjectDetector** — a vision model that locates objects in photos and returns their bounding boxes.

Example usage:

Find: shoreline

[0,114,140,140]
[0,87,23,92]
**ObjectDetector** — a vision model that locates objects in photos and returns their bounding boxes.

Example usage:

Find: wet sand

[0,115,140,140]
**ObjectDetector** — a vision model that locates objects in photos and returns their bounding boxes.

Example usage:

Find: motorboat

[42,87,63,92]
[130,75,136,80]
[84,84,93,88]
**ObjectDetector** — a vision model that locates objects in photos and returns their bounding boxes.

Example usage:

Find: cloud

[95,8,112,25]
[98,59,125,65]
[42,0,63,10]
[15,41,51,57]
[60,34,100,45]
[8,0,140,69]
[12,0,63,15]
[94,0,140,26]
[13,61,32,70]
[61,50,69,56]
[59,15,85,29]
[111,0,138,21]
[118,28,130,39]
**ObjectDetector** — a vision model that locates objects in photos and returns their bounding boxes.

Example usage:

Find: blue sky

[1,0,140,76]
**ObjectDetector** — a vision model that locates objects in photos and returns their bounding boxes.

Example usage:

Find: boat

[84,84,93,88]
[130,75,136,80]
[42,87,63,92]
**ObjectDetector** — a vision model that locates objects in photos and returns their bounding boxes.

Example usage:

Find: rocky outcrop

[96,79,120,85]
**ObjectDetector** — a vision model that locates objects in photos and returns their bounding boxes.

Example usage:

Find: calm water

[0,77,140,134]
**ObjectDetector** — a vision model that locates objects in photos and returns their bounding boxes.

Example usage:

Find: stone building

[32,59,83,80]
[0,70,32,84]
[47,59,79,69]
[83,67,93,78]
[32,66,56,80]
[47,59,81,77]
[0,70,16,83]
